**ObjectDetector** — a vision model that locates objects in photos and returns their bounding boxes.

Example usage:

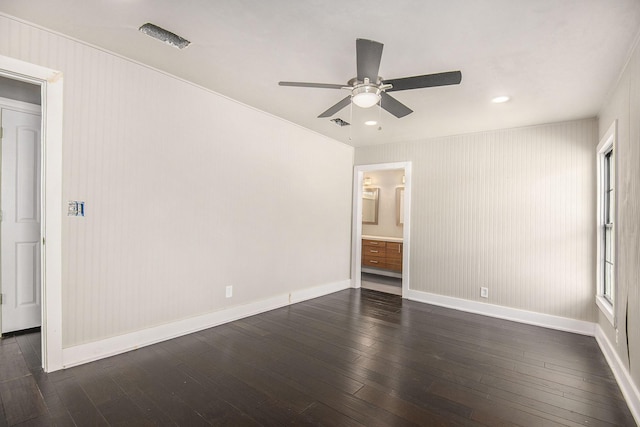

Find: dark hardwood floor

[0,289,635,426]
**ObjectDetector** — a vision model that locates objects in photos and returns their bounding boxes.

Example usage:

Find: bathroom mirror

[396,187,405,225]
[362,187,379,224]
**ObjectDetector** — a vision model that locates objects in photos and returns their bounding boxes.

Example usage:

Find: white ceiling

[1,0,639,147]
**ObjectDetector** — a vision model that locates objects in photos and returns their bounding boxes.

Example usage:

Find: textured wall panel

[0,15,354,347]
[356,119,597,321]
[599,35,640,394]
[627,35,640,402]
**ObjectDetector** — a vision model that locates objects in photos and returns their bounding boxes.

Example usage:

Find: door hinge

[0,126,3,139]
[0,294,3,305]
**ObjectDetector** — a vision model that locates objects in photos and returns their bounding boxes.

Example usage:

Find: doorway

[0,92,43,334]
[352,162,411,296]
[0,54,64,373]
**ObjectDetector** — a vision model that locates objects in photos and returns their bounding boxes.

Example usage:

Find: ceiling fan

[279,38,462,119]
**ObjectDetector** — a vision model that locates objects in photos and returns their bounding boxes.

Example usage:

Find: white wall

[362,169,404,238]
[598,33,640,403]
[0,14,354,349]
[356,119,597,321]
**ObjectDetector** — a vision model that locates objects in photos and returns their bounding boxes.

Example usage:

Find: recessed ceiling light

[492,95,510,103]
[364,120,378,126]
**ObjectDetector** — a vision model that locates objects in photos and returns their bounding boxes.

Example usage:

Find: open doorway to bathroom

[361,169,404,295]
[352,162,411,296]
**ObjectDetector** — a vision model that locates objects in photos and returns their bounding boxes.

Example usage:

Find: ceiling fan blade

[384,71,462,92]
[380,92,413,118]
[356,38,384,82]
[279,81,345,89]
[318,96,352,118]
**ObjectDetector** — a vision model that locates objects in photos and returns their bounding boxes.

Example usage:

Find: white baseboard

[288,279,351,304]
[595,325,640,426]
[61,279,350,369]
[403,289,596,336]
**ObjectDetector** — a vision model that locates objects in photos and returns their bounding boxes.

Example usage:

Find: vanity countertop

[362,235,403,243]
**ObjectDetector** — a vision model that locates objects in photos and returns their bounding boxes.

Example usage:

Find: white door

[1,107,41,333]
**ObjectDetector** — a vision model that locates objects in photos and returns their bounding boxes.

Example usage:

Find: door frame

[352,161,412,296]
[0,54,63,373]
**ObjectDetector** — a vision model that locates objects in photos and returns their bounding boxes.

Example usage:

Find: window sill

[596,295,615,326]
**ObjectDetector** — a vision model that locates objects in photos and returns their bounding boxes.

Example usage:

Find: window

[596,121,616,325]
[602,149,614,301]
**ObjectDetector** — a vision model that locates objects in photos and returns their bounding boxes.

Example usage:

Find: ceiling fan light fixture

[352,85,381,108]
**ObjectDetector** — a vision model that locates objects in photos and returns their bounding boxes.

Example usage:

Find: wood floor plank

[0,341,31,382]
[477,374,636,425]
[0,397,8,427]
[355,384,482,427]
[95,395,159,426]
[295,401,367,427]
[176,363,299,426]
[185,348,316,414]
[29,369,75,427]
[53,376,110,426]
[121,370,211,427]
[429,379,586,427]
[0,288,635,426]
[0,376,48,425]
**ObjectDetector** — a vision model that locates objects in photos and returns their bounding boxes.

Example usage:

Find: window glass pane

[604,227,612,262]
[604,262,613,302]
[606,151,613,188]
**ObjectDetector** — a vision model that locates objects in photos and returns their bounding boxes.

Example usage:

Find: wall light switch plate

[67,201,78,216]
[225,286,233,298]
[480,287,489,298]
[67,201,86,217]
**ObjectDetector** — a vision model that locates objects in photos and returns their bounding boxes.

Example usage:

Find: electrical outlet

[480,287,488,298]
[225,286,233,298]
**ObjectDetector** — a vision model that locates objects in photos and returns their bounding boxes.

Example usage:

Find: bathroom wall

[362,169,404,239]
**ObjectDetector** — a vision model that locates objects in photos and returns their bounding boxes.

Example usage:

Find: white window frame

[596,120,617,326]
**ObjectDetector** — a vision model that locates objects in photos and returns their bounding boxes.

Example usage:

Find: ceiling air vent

[331,118,350,127]
[139,23,190,49]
